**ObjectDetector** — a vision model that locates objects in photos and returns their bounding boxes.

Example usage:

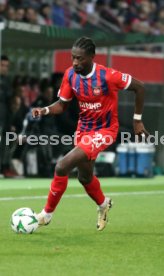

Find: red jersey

[58,63,132,132]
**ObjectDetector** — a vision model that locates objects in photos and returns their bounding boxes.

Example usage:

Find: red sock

[83,176,105,205]
[44,175,68,213]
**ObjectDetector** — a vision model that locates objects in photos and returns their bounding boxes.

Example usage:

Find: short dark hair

[73,37,96,55]
[1,55,9,62]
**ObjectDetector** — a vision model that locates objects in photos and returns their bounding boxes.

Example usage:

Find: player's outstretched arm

[128,78,150,139]
[32,99,69,118]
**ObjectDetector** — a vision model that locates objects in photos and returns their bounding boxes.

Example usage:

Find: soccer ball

[11,207,39,234]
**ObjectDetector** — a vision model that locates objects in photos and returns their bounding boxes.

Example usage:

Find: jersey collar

[80,63,96,79]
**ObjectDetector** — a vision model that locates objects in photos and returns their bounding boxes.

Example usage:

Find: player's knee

[55,161,67,176]
[78,174,92,185]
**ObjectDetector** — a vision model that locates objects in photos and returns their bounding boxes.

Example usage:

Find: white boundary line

[0,190,164,201]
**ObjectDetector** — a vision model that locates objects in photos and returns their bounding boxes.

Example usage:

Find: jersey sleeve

[108,68,132,90]
[58,70,74,101]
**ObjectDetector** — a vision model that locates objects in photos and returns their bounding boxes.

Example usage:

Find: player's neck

[80,63,96,79]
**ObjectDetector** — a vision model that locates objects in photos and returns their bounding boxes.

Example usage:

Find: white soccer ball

[11,207,39,234]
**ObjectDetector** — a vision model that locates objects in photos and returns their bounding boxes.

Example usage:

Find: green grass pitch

[0,176,164,276]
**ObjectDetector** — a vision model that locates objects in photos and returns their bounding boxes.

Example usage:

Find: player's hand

[133,120,149,142]
[32,107,43,118]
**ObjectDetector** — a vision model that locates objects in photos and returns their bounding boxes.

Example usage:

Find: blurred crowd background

[0,54,79,177]
[0,0,163,34]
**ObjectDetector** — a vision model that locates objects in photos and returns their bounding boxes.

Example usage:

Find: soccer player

[32,37,149,231]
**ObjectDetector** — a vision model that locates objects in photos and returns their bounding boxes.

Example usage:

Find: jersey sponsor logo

[79,101,101,110]
[93,86,101,96]
[122,74,127,82]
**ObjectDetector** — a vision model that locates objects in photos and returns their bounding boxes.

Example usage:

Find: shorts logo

[93,86,101,96]
[92,133,106,149]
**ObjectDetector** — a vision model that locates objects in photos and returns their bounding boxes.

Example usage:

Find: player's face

[71,47,94,75]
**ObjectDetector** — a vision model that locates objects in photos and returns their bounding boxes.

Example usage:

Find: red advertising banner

[111,53,164,84]
[53,50,164,84]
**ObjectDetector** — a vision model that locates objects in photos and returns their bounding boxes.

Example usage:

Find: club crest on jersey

[93,86,101,96]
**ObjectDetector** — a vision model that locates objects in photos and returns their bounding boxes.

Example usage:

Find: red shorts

[74,127,118,160]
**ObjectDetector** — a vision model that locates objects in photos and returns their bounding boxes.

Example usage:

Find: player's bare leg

[77,160,113,231]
